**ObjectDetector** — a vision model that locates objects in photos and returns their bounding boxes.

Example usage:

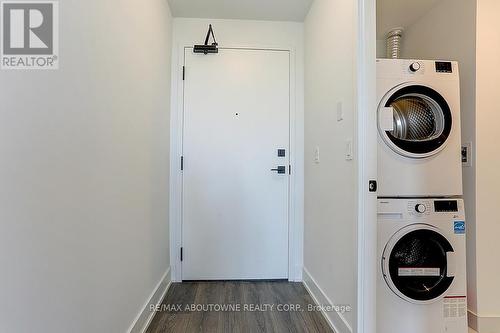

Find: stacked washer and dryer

[376,59,468,333]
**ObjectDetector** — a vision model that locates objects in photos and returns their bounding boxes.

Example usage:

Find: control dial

[409,62,421,72]
[415,204,427,213]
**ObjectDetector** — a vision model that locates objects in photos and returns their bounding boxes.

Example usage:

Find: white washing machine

[377,198,467,333]
[377,59,463,197]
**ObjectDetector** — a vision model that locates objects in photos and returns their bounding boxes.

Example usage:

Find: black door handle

[271,166,286,174]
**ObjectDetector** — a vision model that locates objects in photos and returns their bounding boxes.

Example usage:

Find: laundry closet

[375,1,476,332]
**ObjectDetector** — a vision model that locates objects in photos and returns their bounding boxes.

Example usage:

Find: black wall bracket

[193,24,218,54]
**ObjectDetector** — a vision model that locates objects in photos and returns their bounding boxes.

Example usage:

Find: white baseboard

[468,310,500,333]
[128,268,172,333]
[302,268,352,333]
[468,310,478,331]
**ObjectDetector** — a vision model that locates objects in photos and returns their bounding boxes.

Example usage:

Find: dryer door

[382,224,455,304]
[378,84,452,158]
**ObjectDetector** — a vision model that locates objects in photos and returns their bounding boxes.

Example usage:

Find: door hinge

[289,165,292,175]
[182,66,185,80]
[180,247,183,261]
[181,156,184,171]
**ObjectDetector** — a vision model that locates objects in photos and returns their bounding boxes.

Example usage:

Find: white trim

[356,0,377,332]
[169,43,185,282]
[468,310,478,331]
[128,268,172,333]
[170,42,304,282]
[302,268,352,333]
[468,310,500,332]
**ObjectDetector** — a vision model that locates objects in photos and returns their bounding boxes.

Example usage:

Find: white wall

[376,39,386,58]
[304,0,357,331]
[169,18,305,282]
[399,0,478,324]
[475,0,500,331]
[0,0,172,332]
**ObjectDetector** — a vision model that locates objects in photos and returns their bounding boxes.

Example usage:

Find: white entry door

[182,48,290,280]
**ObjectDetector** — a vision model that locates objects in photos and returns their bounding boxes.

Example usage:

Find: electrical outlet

[462,142,472,167]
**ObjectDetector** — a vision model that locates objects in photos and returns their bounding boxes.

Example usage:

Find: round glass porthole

[382,224,455,304]
[378,85,452,158]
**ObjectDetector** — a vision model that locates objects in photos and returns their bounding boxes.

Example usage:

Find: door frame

[169,43,304,282]
[356,0,377,332]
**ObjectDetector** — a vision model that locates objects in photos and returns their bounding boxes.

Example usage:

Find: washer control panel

[415,203,427,213]
[377,198,465,222]
[378,199,465,220]
[434,200,459,212]
[407,200,432,216]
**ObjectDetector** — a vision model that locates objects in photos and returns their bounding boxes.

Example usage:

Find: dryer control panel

[376,59,459,81]
[435,61,453,73]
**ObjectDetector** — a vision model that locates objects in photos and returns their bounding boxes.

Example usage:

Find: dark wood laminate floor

[146,281,334,333]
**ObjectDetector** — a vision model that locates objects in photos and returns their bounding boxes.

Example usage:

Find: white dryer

[377,59,463,197]
[377,198,467,333]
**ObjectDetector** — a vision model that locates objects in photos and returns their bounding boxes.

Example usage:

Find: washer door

[378,84,452,158]
[382,224,455,304]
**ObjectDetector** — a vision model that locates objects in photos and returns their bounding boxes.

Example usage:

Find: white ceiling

[377,0,441,38]
[167,0,314,22]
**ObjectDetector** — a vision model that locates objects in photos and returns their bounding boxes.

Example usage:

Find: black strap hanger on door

[193,24,219,54]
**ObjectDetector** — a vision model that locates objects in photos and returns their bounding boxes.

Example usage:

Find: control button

[409,62,421,72]
[415,204,426,213]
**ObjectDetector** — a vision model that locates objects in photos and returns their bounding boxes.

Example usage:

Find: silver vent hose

[386,28,404,59]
